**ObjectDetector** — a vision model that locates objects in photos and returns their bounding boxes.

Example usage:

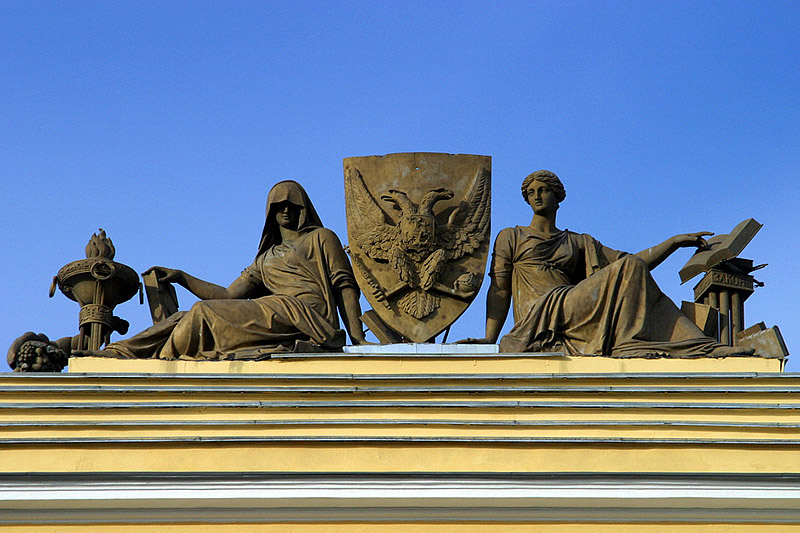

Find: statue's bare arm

[457,276,511,344]
[142,267,259,300]
[635,231,713,271]
[334,286,372,345]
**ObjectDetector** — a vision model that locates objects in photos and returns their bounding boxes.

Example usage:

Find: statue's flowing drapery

[494,226,719,356]
[104,181,357,360]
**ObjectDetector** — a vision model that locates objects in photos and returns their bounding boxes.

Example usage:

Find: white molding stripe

[3,475,800,524]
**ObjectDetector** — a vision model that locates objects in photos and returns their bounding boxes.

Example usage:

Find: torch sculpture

[50,229,141,351]
[7,230,141,372]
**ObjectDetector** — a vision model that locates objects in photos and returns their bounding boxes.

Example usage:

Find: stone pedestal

[694,267,755,344]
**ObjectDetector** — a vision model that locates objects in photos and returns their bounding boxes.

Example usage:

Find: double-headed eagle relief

[344,153,491,342]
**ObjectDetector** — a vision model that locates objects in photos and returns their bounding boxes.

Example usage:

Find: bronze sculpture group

[8,155,758,371]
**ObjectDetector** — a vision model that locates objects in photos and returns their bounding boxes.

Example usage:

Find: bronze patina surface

[82,180,369,360]
[20,181,372,366]
[462,170,755,358]
[344,153,491,343]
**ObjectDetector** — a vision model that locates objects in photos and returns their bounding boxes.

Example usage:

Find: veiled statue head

[258,180,323,254]
[521,170,566,205]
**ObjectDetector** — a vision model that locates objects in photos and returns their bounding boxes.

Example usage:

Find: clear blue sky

[2,1,798,371]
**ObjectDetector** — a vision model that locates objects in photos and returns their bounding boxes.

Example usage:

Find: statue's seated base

[68,343,783,374]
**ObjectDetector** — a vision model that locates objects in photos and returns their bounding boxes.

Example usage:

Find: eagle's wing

[438,165,491,261]
[345,167,399,261]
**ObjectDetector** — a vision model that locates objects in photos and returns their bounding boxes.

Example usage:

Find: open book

[679,218,762,283]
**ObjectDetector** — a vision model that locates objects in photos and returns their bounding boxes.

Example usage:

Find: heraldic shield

[344,153,491,343]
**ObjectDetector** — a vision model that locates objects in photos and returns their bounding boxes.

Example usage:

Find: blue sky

[2,1,798,371]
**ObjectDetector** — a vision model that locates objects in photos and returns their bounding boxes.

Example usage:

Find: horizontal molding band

[3,506,800,525]
[4,473,800,523]
[5,385,800,394]
[272,352,564,358]
[3,418,800,429]
[0,435,798,445]
[6,471,800,483]
[1,400,799,410]
[2,371,794,381]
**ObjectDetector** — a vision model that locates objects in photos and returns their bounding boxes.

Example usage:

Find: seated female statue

[463,170,752,357]
[74,180,369,360]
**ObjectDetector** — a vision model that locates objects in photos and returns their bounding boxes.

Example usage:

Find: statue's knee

[621,254,647,270]
[188,301,211,314]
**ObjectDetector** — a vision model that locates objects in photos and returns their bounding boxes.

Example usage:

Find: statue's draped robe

[106,227,356,360]
[494,226,720,356]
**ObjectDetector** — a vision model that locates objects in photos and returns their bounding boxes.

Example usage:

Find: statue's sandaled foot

[709,344,755,357]
[71,349,118,358]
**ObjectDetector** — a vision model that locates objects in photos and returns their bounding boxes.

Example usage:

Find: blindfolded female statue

[74,180,369,360]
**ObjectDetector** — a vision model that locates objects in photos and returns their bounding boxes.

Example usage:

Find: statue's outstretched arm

[635,231,713,271]
[142,267,258,300]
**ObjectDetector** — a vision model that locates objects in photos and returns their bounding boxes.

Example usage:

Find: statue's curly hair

[521,170,566,203]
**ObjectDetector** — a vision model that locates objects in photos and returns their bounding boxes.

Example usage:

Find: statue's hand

[673,231,714,251]
[142,266,184,285]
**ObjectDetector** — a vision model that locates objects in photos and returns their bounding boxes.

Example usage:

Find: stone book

[679,218,762,283]
[142,271,179,323]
